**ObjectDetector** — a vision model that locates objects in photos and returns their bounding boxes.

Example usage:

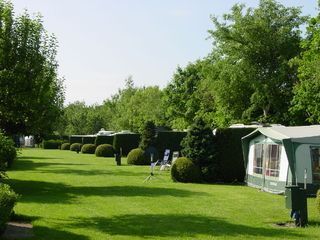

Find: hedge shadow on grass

[33,225,89,240]
[4,179,206,204]
[11,159,90,171]
[66,214,308,239]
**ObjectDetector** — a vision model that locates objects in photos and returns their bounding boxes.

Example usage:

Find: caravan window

[264,144,281,177]
[253,143,281,177]
[253,144,263,174]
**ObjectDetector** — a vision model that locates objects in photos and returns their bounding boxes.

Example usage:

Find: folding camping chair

[160,149,171,170]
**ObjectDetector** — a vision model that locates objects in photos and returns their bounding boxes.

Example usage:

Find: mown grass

[3,148,320,239]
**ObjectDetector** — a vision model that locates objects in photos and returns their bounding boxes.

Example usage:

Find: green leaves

[0,0,64,135]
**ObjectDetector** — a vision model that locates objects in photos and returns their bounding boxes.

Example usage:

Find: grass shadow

[11,159,90,171]
[4,179,206,204]
[66,214,309,238]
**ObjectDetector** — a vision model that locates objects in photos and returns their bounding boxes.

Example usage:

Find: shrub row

[156,131,187,160]
[81,144,96,154]
[0,184,18,233]
[41,140,65,149]
[213,128,256,183]
[95,144,114,157]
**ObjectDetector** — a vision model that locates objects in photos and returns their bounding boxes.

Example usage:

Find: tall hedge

[113,133,141,156]
[82,136,96,144]
[69,136,83,144]
[214,128,256,183]
[95,135,114,146]
[42,140,65,149]
[156,131,187,159]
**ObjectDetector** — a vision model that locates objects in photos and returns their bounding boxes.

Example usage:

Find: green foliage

[0,1,64,136]
[156,131,187,159]
[95,135,114,146]
[163,61,205,130]
[81,144,96,154]
[61,143,70,150]
[113,133,140,156]
[214,128,256,182]
[139,121,156,150]
[171,157,202,183]
[70,143,82,152]
[127,148,148,165]
[181,118,215,174]
[42,140,64,149]
[290,11,320,124]
[61,102,105,135]
[208,0,306,125]
[69,136,83,144]
[317,189,320,215]
[0,184,18,233]
[0,132,16,169]
[82,136,96,145]
[95,144,114,157]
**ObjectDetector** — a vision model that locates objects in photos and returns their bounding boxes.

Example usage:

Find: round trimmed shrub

[70,143,82,152]
[95,144,114,157]
[61,143,70,150]
[81,144,96,154]
[127,148,148,165]
[171,157,202,183]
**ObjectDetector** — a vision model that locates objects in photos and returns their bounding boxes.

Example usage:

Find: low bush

[61,143,71,150]
[127,148,148,165]
[0,133,17,168]
[42,140,65,149]
[70,143,82,152]
[0,184,18,233]
[95,144,114,157]
[171,157,202,183]
[95,135,114,146]
[81,144,96,154]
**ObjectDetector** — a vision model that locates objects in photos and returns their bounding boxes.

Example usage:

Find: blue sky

[11,0,318,105]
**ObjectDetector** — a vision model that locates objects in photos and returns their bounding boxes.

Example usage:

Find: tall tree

[290,3,320,124]
[208,0,306,125]
[0,1,64,136]
[163,61,204,130]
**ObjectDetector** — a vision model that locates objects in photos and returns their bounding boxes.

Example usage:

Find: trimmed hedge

[156,131,187,160]
[69,136,83,144]
[95,144,114,157]
[0,133,17,168]
[113,133,140,156]
[61,143,71,150]
[82,136,96,145]
[81,144,96,154]
[171,157,202,183]
[70,143,82,152]
[214,128,256,183]
[42,140,64,149]
[95,135,114,146]
[0,184,18,233]
[127,148,148,165]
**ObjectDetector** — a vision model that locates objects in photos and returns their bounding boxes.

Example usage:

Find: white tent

[242,126,320,195]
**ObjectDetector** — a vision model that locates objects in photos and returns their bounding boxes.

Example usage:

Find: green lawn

[3,148,320,239]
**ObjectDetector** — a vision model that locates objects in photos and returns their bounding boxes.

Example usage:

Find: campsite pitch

[3,149,320,239]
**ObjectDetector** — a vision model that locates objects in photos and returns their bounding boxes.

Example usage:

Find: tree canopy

[0,0,64,136]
